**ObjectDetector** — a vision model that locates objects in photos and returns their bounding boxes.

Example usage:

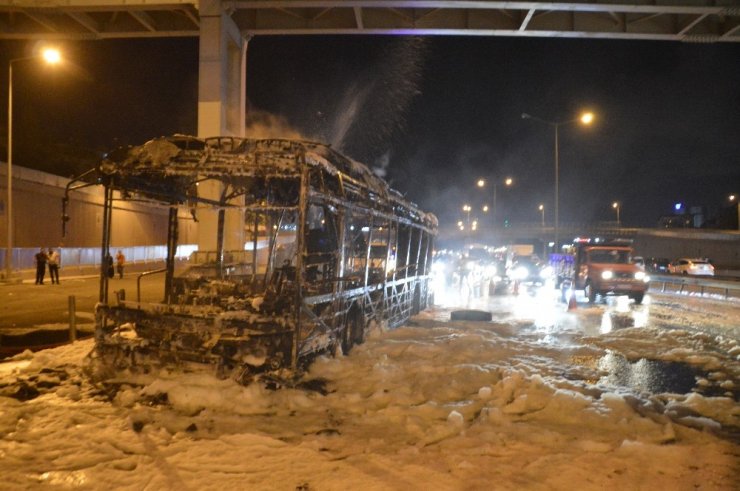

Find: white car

[669,258,715,276]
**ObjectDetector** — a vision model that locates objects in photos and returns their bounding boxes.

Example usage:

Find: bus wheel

[339,310,364,355]
[350,310,365,347]
[412,287,422,315]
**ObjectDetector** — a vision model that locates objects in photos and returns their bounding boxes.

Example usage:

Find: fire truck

[553,238,649,304]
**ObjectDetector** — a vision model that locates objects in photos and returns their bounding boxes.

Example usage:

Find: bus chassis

[66,135,437,384]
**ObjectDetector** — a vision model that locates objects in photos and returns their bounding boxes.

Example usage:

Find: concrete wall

[631,229,740,267]
[1,163,199,250]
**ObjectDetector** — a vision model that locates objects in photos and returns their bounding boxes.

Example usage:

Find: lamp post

[730,194,739,231]
[522,111,594,253]
[612,201,621,226]
[538,204,545,227]
[462,204,472,226]
[4,48,61,281]
[477,176,513,227]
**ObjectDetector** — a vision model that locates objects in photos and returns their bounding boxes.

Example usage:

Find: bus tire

[450,310,492,322]
[412,287,422,315]
[339,309,364,355]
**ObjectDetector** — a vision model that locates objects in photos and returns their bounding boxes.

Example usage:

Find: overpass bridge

[440,221,629,247]
[2,1,739,42]
[438,222,740,267]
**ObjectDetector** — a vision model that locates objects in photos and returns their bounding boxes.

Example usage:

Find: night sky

[1,35,738,229]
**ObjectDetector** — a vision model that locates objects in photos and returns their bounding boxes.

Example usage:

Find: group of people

[106,250,126,279]
[34,248,126,284]
[34,248,61,285]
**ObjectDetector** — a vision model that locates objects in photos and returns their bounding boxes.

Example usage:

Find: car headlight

[601,270,613,280]
[513,266,529,281]
[635,271,645,281]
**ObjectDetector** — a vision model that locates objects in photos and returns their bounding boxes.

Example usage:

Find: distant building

[658,214,693,228]
[659,204,707,229]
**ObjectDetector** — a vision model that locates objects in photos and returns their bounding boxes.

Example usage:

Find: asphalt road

[0,273,165,332]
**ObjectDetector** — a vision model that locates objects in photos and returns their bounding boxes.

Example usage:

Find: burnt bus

[65,136,437,384]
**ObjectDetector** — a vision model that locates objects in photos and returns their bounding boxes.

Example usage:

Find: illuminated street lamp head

[730,194,737,202]
[539,204,544,211]
[504,177,513,186]
[476,179,485,188]
[463,204,471,212]
[41,48,62,64]
[580,112,594,125]
[612,201,619,209]
[482,205,489,212]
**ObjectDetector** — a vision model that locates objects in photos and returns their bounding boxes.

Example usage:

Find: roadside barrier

[650,274,740,300]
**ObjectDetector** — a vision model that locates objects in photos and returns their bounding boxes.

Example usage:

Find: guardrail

[650,274,740,300]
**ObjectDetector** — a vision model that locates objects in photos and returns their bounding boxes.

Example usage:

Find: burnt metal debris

[65,135,437,384]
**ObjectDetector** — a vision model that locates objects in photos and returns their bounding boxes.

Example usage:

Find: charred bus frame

[64,135,437,383]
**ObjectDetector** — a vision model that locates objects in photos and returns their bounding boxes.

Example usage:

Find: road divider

[650,274,740,300]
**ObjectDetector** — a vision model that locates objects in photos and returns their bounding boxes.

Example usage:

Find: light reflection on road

[429,280,739,400]
[433,279,653,347]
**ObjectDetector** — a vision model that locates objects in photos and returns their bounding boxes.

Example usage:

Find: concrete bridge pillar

[196,0,247,252]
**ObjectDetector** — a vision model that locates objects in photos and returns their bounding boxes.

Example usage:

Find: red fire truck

[554,238,649,304]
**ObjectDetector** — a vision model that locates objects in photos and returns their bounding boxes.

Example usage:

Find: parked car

[645,257,670,274]
[668,258,715,276]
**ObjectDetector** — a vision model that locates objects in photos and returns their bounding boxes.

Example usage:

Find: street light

[538,204,545,227]
[4,47,61,281]
[477,176,513,227]
[522,111,594,252]
[730,194,739,231]
[612,201,621,226]
[462,204,472,225]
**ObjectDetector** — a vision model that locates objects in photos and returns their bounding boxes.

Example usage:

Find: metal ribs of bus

[307,190,436,236]
[301,275,429,306]
[297,276,431,350]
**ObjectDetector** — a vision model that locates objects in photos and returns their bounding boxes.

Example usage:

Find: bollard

[68,295,77,342]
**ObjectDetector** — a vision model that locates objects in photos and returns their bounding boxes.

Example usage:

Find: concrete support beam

[198,0,246,138]
[197,0,247,252]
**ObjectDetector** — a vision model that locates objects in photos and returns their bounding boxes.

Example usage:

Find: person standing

[106,254,114,279]
[115,250,126,279]
[47,248,61,284]
[34,248,48,285]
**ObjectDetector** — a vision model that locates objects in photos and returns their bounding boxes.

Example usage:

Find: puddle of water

[597,351,738,401]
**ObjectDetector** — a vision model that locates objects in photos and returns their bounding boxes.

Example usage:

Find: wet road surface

[432,278,740,401]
